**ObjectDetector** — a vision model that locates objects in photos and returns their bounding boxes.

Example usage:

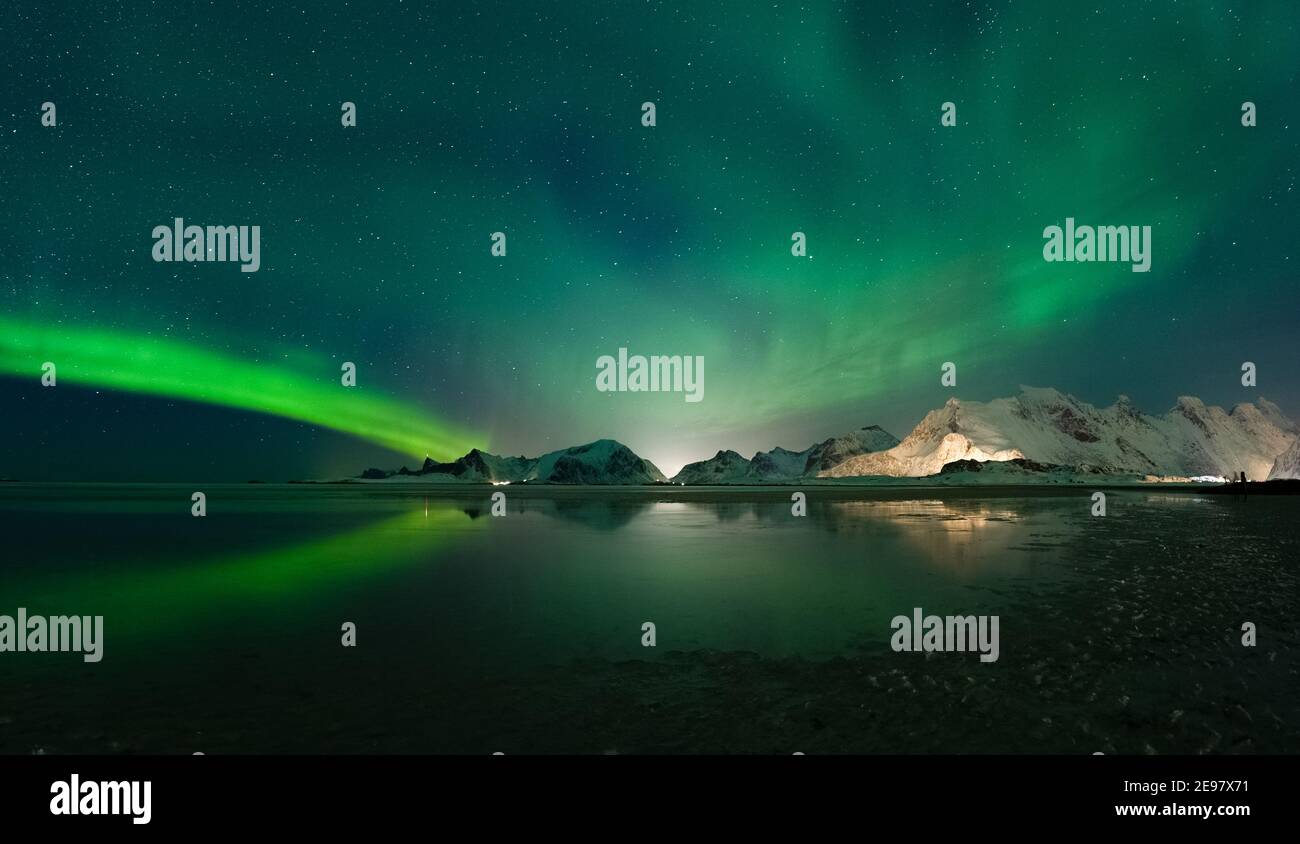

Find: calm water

[1,484,1296,753]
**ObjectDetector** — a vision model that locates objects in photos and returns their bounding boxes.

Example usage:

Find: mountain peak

[1017,385,1073,405]
[1255,397,1296,433]
[1110,394,1145,420]
[567,439,626,453]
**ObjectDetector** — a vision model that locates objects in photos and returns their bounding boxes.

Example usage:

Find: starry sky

[2,1,1298,481]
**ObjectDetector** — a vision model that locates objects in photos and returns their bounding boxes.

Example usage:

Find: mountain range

[361,439,666,484]
[672,426,900,483]
[821,387,1296,482]
[358,387,1299,484]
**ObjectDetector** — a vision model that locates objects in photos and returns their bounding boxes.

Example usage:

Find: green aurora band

[0,316,480,460]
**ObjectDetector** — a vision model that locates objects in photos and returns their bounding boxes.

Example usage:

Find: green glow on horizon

[0,317,481,460]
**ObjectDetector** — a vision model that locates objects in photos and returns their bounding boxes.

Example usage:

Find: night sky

[2,1,1297,481]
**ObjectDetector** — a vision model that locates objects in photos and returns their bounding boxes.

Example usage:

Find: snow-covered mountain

[670,425,901,484]
[671,449,754,484]
[821,387,1296,481]
[802,426,902,473]
[361,439,666,484]
[750,446,809,479]
[419,449,535,482]
[529,440,667,484]
[1267,438,1300,480]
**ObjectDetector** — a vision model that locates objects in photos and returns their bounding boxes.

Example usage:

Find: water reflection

[509,494,1084,579]
[463,497,652,530]
[6,504,483,640]
[0,486,1133,666]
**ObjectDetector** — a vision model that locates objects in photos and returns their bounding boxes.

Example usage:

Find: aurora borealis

[0,316,478,458]
[2,1,1298,480]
